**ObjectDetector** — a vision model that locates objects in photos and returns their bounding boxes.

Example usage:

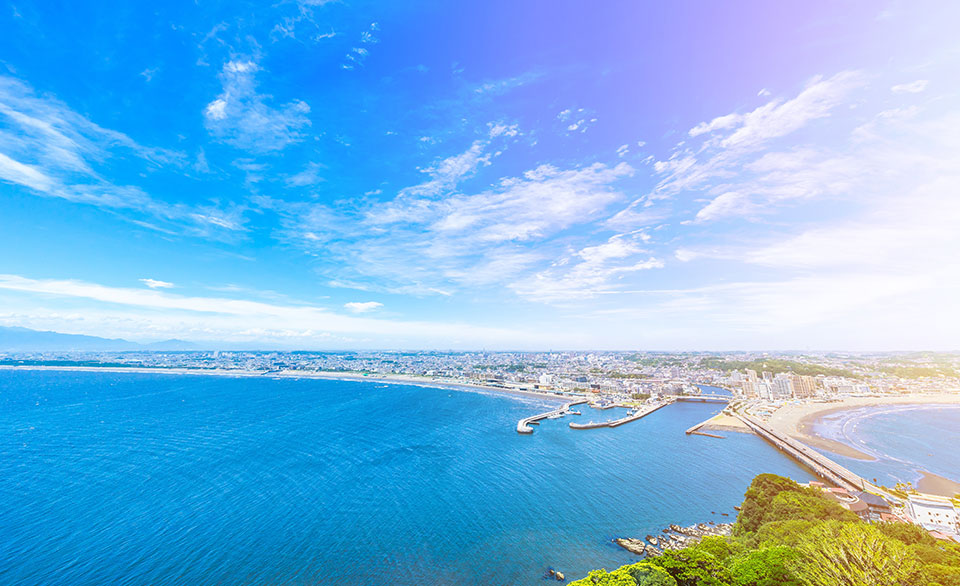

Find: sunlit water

[0,371,813,585]
[809,404,960,488]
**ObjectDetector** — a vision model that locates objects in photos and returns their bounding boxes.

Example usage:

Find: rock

[614,538,648,556]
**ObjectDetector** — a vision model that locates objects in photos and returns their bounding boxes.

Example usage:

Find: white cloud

[488,122,519,138]
[0,74,241,237]
[511,233,663,302]
[718,71,863,148]
[270,133,635,299]
[891,79,928,93]
[689,112,741,137]
[342,23,379,69]
[140,278,175,289]
[694,191,756,222]
[203,60,311,152]
[0,274,544,347]
[286,162,325,187]
[0,151,57,192]
[344,301,383,313]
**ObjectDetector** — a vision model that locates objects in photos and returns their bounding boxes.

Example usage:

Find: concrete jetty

[517,400,589,434]
[731,410,873,493]
[569,399,674,430]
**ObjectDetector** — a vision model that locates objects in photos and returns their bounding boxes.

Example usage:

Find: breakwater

[568,400,674,430]
[516,400,589,434]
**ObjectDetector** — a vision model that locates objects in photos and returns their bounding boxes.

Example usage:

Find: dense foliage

[698,358,859,379]
[570,474,960,586]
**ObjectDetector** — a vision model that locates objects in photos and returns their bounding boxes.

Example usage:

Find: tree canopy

[570,474,960,586]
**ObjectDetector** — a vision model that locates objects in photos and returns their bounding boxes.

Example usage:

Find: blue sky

[1,0,958,350]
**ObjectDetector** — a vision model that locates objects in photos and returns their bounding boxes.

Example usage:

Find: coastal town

[2,349,958,399]
[3,349,958,544]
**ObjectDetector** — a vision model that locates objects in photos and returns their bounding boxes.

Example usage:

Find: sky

[1,0,959,350]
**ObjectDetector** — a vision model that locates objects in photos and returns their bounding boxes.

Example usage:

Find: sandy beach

[700,411,753,434]
[766,394,960,460]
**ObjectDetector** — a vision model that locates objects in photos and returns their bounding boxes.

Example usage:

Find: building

[773,374,794,399]
[909,495,960,534]
[792,374,818,398]
[853,491,894,522]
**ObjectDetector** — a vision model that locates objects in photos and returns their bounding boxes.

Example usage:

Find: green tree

[791,520,924,586]
[735,474,808,534]
[767,490,858,525]
[568,568,639,586]
[646,548,733,586]
[922,563,960,586]
[745,520,816,549]
[619,562,677,586]
[726,546,802,586]
[693,536,739,563]
[876,521,937,546]
[735,474,856,534]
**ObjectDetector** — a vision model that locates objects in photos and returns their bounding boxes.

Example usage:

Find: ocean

[809,403,960,490]
[0,370,813,585]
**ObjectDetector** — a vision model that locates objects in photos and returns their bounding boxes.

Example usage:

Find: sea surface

[809,404,960,489]
[0,371,813,585]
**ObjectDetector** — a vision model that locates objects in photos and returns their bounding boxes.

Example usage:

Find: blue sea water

[0,371,813,585]
[809,404,960,490]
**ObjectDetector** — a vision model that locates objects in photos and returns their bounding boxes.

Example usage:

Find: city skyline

[2,1,959,350]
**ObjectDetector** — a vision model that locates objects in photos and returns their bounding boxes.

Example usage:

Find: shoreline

[918,471,960,498]
[0,364,575,405]
[767,394,960,459]
[766,394,960,495]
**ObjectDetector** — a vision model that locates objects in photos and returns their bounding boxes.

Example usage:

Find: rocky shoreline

[614,522,735,557]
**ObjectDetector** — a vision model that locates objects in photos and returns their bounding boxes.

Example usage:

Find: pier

[730,410,873,493]
[516,400,589,434]
[684,420,725,438]
[569,399,675,430]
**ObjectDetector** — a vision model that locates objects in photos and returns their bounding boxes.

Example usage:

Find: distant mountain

[0,326,139,352]
[0,326,206,352]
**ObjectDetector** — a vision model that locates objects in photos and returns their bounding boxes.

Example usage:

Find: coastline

[0,364,574,405]
[766,394,960,460]
[918,471,960,498]
[765,394,960,495]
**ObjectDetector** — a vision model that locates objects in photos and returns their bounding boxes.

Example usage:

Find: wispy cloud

[263,126,635,298]
[607,71,867,225]
[344,301,382,313]
[511,232,663,302]
[140,278,175,289]
[0,274,542,347]
[891,79,928,94]
[342,22,379,70]
[557,107,597,133]
[0,74,242,237]
[204,60,311,152]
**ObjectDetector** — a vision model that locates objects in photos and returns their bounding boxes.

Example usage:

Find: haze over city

[2,1,959,350]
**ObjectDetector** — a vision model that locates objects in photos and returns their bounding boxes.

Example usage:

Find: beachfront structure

[908,495,960,535]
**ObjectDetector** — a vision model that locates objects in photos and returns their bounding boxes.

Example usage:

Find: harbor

[516,400,589,433]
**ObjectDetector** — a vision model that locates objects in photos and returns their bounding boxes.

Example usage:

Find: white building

[909,495,959,534]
